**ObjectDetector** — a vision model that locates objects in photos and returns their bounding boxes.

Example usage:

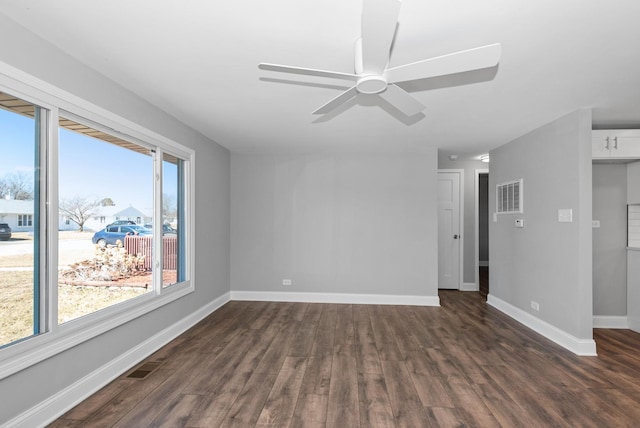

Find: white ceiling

[2,0,640,157]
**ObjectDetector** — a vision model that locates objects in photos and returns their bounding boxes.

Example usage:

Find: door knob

[453,234,459,239]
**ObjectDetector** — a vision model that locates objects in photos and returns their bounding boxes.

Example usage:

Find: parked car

[0,223,11,241]
[106,220,137,227]
[91,225,152,247]
[143,223,177,235]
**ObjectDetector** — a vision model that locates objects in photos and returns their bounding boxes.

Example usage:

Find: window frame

[0,63,196,380]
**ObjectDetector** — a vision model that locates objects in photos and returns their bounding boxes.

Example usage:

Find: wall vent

[127,361,162,379]
[496,179,523,214]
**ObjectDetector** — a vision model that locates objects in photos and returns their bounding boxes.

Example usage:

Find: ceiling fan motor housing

[356,75,388,94]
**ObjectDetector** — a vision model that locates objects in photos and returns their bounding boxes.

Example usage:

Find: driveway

[0,237,95,267]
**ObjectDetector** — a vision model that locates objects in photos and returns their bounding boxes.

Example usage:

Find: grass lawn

[0,230,161,347]
[1,271,148,347]
[0,271,34,346]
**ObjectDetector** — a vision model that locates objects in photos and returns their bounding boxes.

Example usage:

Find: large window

[0,86,192,362]
[0,92,42,347]
[57,116,155,323]
[162,154,185,287]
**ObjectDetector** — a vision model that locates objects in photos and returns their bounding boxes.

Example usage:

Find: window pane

[58,116,153,324]
[161,154,184,287]
[0,92,41,346]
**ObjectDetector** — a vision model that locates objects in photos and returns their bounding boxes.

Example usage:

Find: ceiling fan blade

[385,43,502,83]
[378,84,425,116]
[259,63,358,81]
[313,86,358,114]
[361,0,401,75]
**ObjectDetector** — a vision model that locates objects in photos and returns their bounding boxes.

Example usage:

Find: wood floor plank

[479,363,571,427]
[357,371,395,428]
[254,321,301,374]
[291,393,328,428]
[333,304,355,357]
[288,303,322,357]
[148,394,205,427]
[441,374,501,428]
[110,360,204,428]
[256,356,307,427]
[326,353,359,428]
[353,305,383,375]
[186,324,287,426]
[426,406,466,427]
[369,306,405,361]
[187,320,285,428]
[80,368,176,428]
[218,371,279,428]
[409,370,455,409]
[299,354,333,396]
[181,328,255,395]
[60,378,136,421]
[310,304,337,356]
[380,359,430,427]
[46,419,83,428]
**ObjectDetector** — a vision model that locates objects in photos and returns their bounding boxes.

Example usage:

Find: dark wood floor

[479,266,489,300]
[50,291,640,427]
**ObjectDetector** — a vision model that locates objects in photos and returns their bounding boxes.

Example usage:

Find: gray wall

[231,152,439,297]
[489,109,593,339]
[628,161,640,204]
[0,14,230,424]
[629,251,640,329]
[628,162,640,330]
[437,155,488,284]
[592,164,627,316]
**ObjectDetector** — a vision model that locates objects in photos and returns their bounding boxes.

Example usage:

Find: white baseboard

[593,315,629,329]
[460,282,479,292]
[479,261,489,267]
[487,294,597,356]
[628,316,640,333]
[7,292,231,428]
[230,290,440,306]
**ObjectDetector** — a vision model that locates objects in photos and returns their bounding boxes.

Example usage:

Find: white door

[438,171,461,289]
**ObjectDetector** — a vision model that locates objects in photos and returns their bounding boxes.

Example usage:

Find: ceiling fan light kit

[259,0,501,117]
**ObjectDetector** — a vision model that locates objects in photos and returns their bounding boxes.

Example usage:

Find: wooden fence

[125,235,177,271]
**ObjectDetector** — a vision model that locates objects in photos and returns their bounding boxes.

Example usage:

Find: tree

[100,197,115,206]
[59,196,100,232]
[162,193,177,223]
[0,172,34,200]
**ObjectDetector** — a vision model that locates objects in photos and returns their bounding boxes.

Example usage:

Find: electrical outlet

[531,301,540,311]
[282,279,292,286]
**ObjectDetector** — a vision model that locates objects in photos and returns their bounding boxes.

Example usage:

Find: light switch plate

[558,209,573,223]
[515,219,524,228]
[592,220,601,228]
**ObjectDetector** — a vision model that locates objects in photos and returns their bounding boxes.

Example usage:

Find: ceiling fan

[259,0,501,117]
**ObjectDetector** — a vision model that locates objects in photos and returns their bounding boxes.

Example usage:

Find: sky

[0,107,177,214]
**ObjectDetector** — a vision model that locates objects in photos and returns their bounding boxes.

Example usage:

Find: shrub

[61,246,146,282]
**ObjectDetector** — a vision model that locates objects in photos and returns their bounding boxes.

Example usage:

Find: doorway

[475,170,489,298]
[438,170,462,289]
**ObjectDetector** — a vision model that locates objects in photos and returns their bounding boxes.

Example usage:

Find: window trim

[0,61,196,380]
